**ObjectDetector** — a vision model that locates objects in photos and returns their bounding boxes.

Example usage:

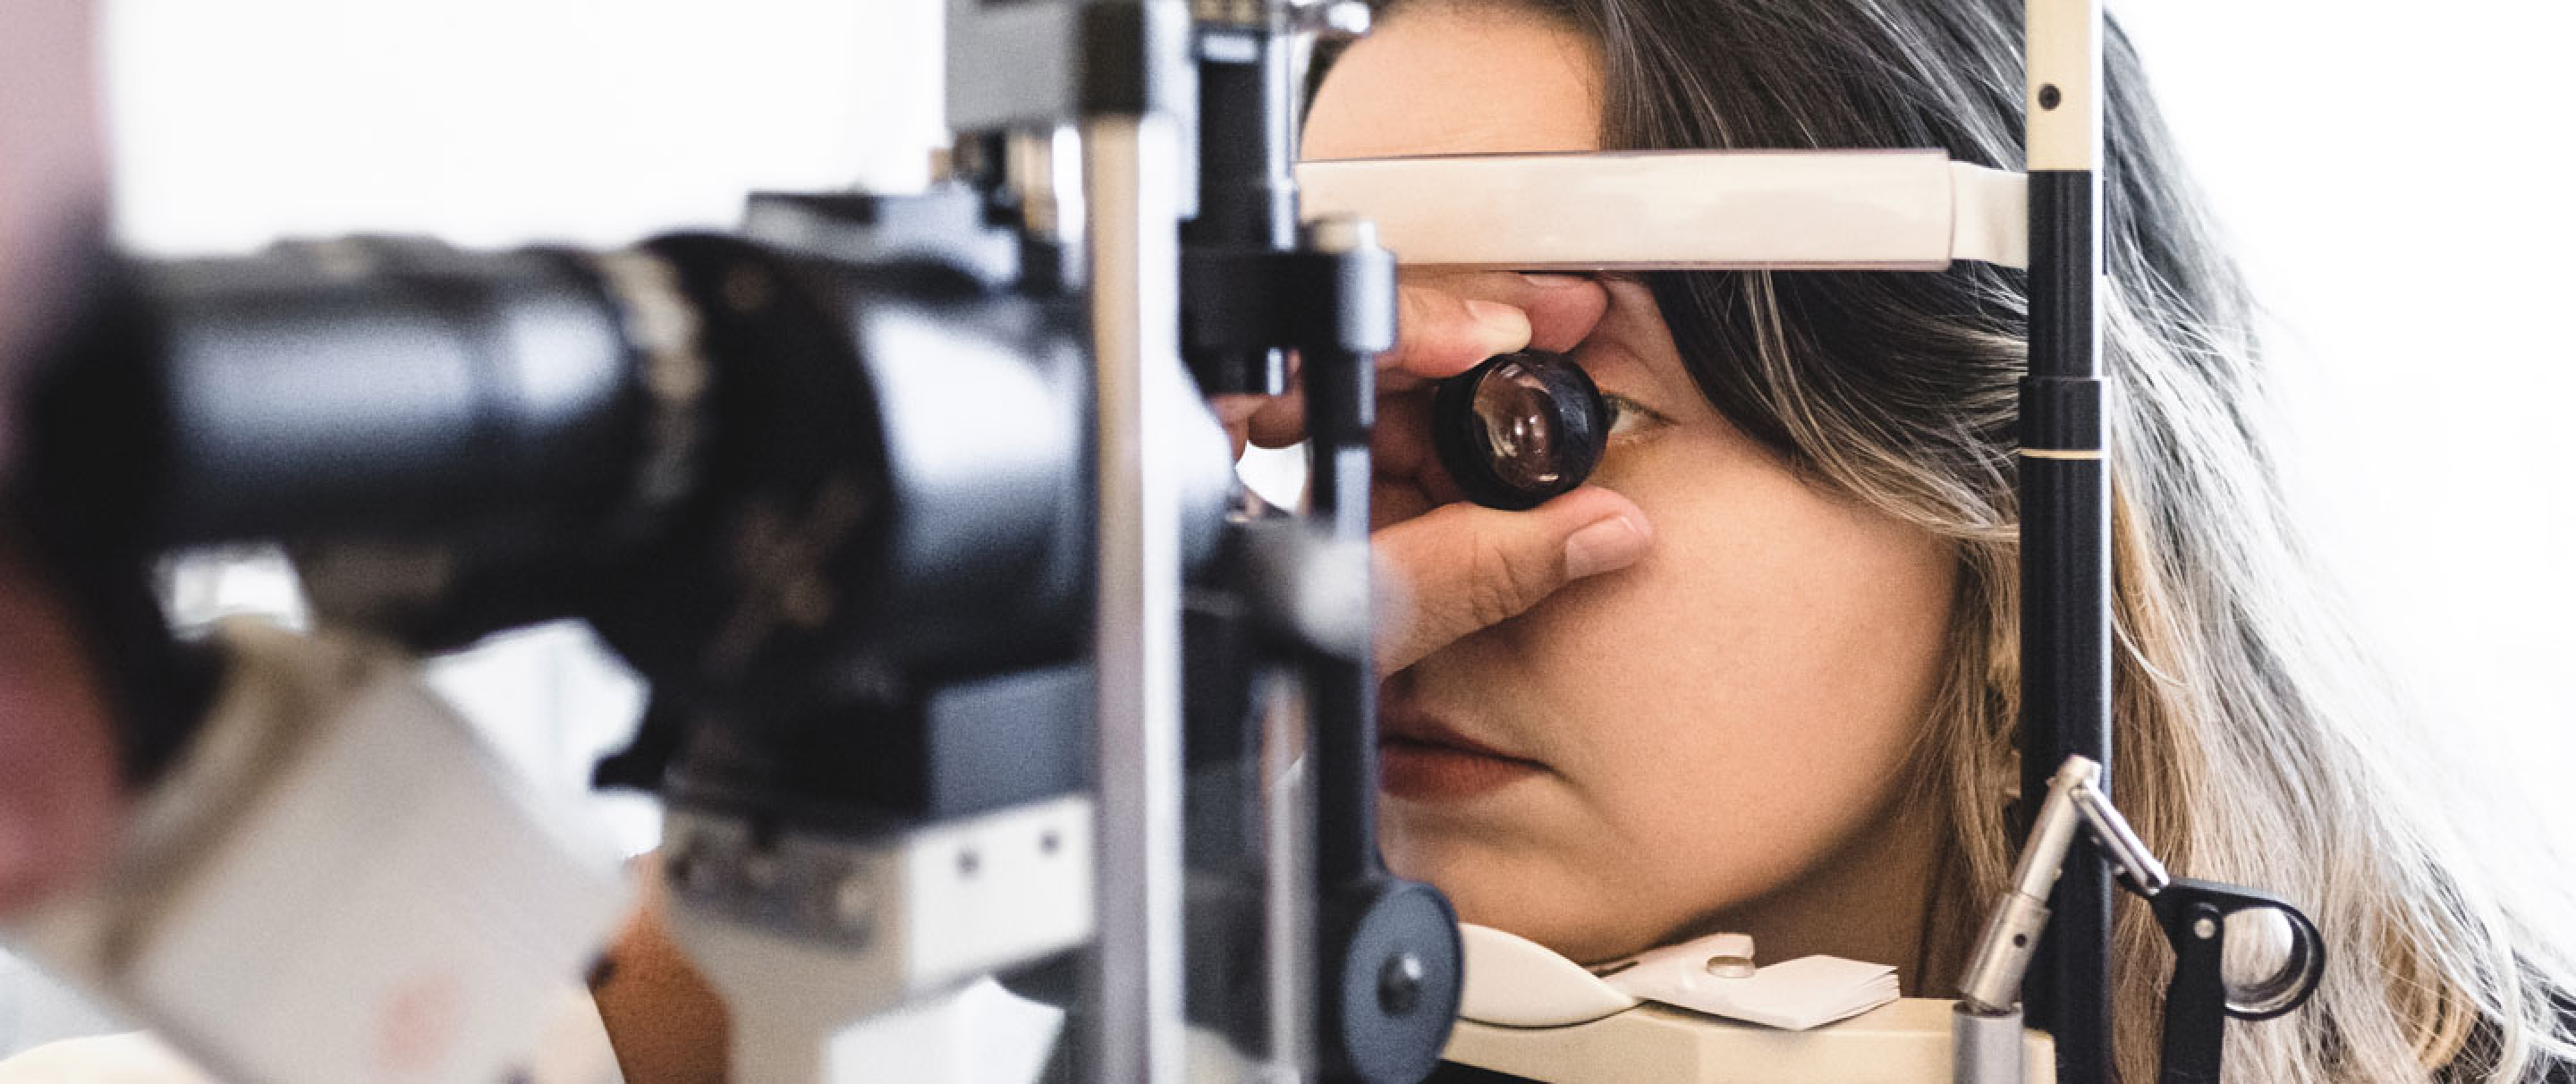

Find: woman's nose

[1370,387,1467,529]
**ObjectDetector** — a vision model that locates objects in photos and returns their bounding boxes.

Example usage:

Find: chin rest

[1445,998,2055,1084]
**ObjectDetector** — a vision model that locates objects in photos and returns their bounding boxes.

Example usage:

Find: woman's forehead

[1301,5,1605,162]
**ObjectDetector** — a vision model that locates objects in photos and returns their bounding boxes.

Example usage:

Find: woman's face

[1305,4,1960,968]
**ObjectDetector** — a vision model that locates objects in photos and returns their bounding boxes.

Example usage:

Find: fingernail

[1563,515,1650,580]
[1462,300,1530,353]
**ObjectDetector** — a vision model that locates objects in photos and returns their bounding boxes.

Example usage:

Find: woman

[1268,0,2576,1080]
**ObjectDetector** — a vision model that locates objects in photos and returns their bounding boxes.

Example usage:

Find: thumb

[1371,487,1652,675]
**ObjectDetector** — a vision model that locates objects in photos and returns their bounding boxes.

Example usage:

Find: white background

[2120,2,2576,756]
[9,0,2576,1069]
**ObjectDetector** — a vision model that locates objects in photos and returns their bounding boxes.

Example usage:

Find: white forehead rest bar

[1294,150,2029,271]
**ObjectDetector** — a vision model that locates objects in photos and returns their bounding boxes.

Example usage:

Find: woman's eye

[1602,393,1667,439]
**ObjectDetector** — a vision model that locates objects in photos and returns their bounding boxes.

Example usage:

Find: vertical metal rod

[1182,18,1298,396]
[1297,227,1388,891]
[1262,675,1318,1078]
[1301,354,1377,889]
[1087,114,1190,1084]
[1953,1004,2028,1084]
[2021,0,2111,1082]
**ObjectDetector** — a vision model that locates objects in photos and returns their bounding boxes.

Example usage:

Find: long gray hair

[1332,1,2576,1079]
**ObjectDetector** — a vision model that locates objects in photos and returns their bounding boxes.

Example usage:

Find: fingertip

[1538,485,1650,533]
[1562,512,1651,580]
[1243,391,1308,448]
[1517,279,1614,354]
[1246,427,1303,450]
[1395,286,1528,378]
[1208,394,1268,429]
[1546,487,1651,580]
[1460,299,1532,356]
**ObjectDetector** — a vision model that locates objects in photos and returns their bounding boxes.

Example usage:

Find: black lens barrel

[47,241,648,553]
[1429,351,1609,511]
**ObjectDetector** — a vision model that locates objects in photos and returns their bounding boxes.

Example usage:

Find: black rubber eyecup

[1429,351,1610,512]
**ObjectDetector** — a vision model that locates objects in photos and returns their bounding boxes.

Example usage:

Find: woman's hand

[1217,271,1654,674]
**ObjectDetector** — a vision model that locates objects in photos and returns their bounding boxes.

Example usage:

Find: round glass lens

[1472,358,1572,490]
[1431,351,1609,511]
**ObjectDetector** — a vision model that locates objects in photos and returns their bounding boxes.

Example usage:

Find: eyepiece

[1430,351,1609,511]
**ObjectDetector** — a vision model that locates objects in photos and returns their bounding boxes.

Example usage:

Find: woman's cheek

[1509,428,1949,906]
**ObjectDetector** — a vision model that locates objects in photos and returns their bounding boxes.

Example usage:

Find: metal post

[1088,113,1191,1084]
[1264,677,1318,1078]
[2019,0,2112,1081]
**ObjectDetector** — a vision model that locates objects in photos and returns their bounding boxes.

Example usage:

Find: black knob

[1378,952,1427,1016]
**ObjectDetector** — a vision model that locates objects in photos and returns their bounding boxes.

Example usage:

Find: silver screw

[1378,953,1426,1015]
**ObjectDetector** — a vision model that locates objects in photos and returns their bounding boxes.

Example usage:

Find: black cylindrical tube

[31,230,1238,682]
[1183,23,1298,396]
[80,242,645,550]
[1433,351,1610,512]
[1304,345,1380,888]
[2022,165,2114,1084]
[2018,449,2114,1066]
[1305,347,1375,542]
[1191,28,1297,250]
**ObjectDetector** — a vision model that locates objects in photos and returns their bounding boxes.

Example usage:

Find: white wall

[106,0,945,254]
[4,0,952,1063]
[2117,2,2576,770]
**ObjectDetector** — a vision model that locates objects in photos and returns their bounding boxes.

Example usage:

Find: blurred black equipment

[7,1,1459,1081]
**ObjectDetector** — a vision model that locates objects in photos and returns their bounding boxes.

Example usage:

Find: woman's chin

[1451,901,1653,967]
[1385,845,1656,965]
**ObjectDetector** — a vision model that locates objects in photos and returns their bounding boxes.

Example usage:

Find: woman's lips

[1377,701,1545,801]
